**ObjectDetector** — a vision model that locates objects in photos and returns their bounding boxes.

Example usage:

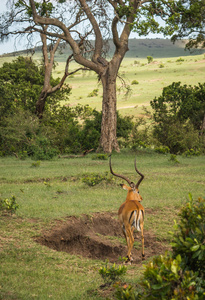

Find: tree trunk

[35,89,48,118]
[201,113,205,135]
[99,66,120,153]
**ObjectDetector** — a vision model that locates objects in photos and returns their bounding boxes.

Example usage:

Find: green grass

[0,152,204,299]
[0,39,205,298]
[1,39,204,120]
[50,53,205,119]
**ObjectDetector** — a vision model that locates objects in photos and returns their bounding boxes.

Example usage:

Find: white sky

[0,0,164,55]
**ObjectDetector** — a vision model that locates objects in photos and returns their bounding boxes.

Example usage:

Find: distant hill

[125,38,205,58]
[2,38,205,60]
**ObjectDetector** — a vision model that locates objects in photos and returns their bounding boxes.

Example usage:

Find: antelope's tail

[136,209,144,231]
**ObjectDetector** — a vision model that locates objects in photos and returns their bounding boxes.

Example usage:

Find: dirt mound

[35,211,169,264]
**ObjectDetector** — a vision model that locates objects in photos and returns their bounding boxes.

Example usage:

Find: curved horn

[135,158,144,188]
[109,155,132,186]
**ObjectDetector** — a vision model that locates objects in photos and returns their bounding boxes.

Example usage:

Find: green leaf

[190,245,200,252]
[192,249,201,259]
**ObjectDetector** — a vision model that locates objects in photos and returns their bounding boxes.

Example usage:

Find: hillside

[2,38,205,60]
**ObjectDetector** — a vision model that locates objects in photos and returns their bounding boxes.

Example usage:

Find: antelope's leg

[125,224,133,261]
[129,210,137,257]
[140,212,145,259]
[121,224,131,261]
[122,224,128,245]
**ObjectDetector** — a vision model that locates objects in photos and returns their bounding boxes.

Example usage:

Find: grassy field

[52,53,205,118]
[0,151,205,299]
[0,39,205,299]
[1,38,205,118]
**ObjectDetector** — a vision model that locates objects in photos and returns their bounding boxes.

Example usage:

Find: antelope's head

[109,155,144,202]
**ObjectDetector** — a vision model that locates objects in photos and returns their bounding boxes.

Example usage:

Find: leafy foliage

[0,56,71,117]
[140,254,204,299]
[99,260,127,286]
[0,195,19,215]
[91,154,108,160]
[151,82,205,132]
[171,195,205,276]
[82,172,114,186]
[147,56,153,64]
[150,82,205,154]
[168,0,205,49]
[0,57,43,115]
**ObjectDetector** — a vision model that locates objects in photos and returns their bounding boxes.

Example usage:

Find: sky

[0,0,164,55]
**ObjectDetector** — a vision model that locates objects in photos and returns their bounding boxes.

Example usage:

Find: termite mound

[35,211,169,263]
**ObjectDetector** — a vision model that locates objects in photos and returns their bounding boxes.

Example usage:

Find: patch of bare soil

[35,210,170,264]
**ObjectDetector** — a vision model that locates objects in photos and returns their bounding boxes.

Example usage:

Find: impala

[109,156,145,262]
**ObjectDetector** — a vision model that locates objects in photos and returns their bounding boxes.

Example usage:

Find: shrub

[171,195,205,276]
[99,261,127,286]
[91,154,108,160]
[0,195,19,215]
[169,154,180,164]
[31,136,58,160]
[155,146,170,154]
[131,80,139,85]
[150,82,205,154]
[88,88,99,97]
[151,82,205,133]
[82,172,114,186]
[31,161,41,167]
[122,117,151,150]
[183,149,201,157]
[147,56,153,64]
[176,57,185,62]
[140,253,204,299]
[152,118,202,154]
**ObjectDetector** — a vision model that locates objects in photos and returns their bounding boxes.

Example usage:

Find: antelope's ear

[120,183,129,191]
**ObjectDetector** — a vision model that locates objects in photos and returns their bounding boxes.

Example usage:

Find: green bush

[169,154,180,164]
[0,195,19,215]
[91,154,108,160]
[0,109,40,156]
[176,57,185,62]
[82,172,114,186]
[183,149,201,157]
[150,82,205,154]
[131,80,139,85]
[122,117,151,150]
[171,195,205,276]
[88,88,99,97]
[99,261,127,286]
[154,146,170,154]
[147,56,153,64]
[31,136,58,160]
[31,161,41,167]
[140,254,204,299]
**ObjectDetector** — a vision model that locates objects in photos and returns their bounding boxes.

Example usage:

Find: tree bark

[99,66,120,153]
[35,89,48,118]
[201,113,205,135]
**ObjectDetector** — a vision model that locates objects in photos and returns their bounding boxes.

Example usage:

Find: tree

[35,33,86,118]
[164,0,205,49]
[0,56,71,116]
[150,82,205,153]
[1,0,173,153]
[3,0,204,152]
